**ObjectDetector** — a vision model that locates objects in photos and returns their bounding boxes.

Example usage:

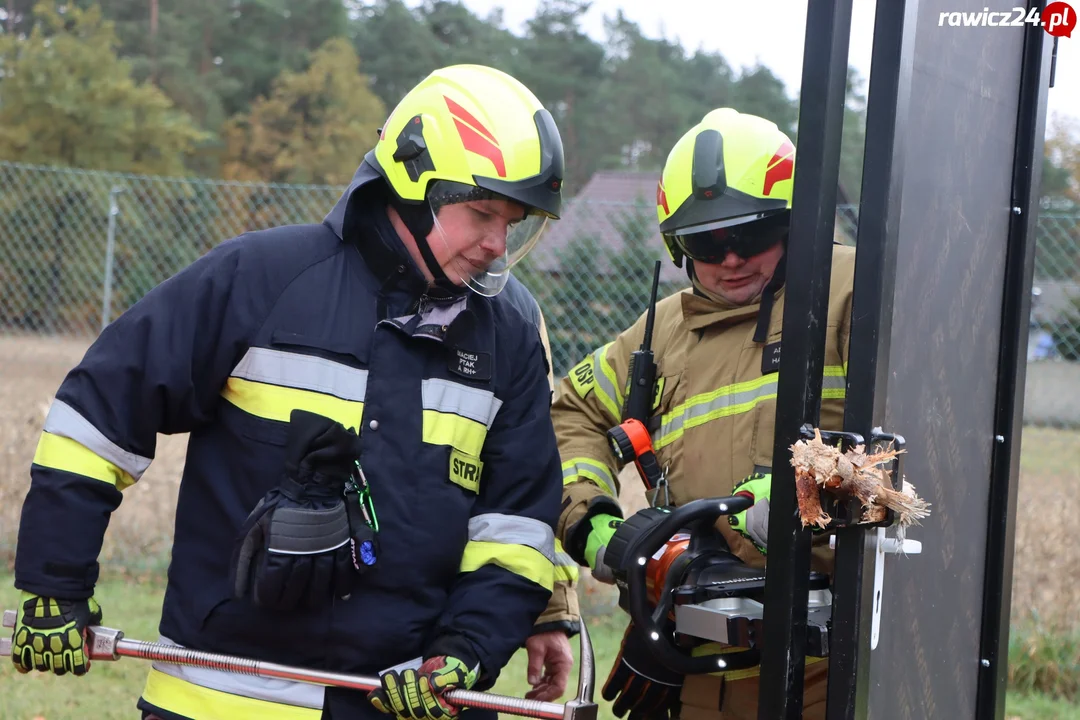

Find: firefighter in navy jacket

[11,64,565,720]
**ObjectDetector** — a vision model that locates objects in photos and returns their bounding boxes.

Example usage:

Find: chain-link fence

[2,159,1079,425]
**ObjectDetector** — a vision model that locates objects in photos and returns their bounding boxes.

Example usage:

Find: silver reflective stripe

[822,374,846,393]
[554,548,578,581]
[153,636,325,709]
[561,459,616,496]
[232,347,368,400]
[468,513,556,563]
[655,377,779,445]
[554,549,575,568]
[592,344,621,410]
[43,399,151,480]
[654,373,847,447]
[422,378,503,428]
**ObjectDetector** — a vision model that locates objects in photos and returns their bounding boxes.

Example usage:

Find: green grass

[1,573,1078,720]
[0,572,168,720]
[1009,617,1080,702]
[1005,692,1080,719]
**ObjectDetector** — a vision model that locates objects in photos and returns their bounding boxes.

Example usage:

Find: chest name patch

[761,341,782,375]
[449,348,492,381]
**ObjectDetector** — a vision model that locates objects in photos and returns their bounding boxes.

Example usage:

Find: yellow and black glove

[11,591,102,676]
[729,471,772,554]
[369,655,479,719]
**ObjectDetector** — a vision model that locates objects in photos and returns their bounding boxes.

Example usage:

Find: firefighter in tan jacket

[552,109,855,720]
[501,276,582,702]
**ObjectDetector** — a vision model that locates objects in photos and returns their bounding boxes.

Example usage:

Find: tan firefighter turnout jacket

[552,244,856,685]
[533,305,582,633]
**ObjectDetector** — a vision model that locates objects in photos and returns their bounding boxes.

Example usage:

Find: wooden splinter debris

[790,428,931,531]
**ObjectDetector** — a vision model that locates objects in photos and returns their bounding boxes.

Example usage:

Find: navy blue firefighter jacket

[14,161,562,718]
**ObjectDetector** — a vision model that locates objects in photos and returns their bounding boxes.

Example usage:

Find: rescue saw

[0,610,599,720]
[600,494,833,674]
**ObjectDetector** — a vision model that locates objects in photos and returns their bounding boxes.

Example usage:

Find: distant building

[532,170,858,282]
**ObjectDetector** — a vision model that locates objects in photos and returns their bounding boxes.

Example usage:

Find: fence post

[101,186,124,332]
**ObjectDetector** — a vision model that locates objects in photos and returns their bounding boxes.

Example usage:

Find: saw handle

[622,495,764,676]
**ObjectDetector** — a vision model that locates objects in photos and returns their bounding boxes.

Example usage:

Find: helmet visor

[428,180,548,297]
[666,211,789,264]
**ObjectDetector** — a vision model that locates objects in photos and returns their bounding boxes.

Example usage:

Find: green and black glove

[584,513,622,584]
[369,655,480,719]
[11,591,102,676]
[729,471,772,554]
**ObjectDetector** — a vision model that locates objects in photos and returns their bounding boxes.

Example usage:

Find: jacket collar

[324,160,488,354]
[325,160,475,302]
[681,286,785,333]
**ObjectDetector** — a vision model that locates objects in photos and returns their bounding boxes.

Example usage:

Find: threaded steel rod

[113,638,565,719]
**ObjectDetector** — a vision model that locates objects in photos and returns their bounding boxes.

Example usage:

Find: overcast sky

[407,0,1079,133]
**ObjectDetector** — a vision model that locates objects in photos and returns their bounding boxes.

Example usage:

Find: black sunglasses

[671,214,789,263]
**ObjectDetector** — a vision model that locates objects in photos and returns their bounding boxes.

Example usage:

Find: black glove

[602,622,683,720]
[231,410,377,611]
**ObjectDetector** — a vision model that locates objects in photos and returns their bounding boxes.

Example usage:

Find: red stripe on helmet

[451,118,507,177]
[444,96,499,145]
[763,140,795,195]
[656,180,670,214]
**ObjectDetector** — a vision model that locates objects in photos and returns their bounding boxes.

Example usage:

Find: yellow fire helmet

[366,64,564,296]
[656,108,795,268]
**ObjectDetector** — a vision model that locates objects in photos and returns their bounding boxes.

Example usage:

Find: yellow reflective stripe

[43,399,151,480]
[653,366,846,450]
[553,539,580,582]
[566,343,622,419]
[555,561,579,583]
[822,364,847,400]
[422,410,488,457]
[421,378,501,428]
[561,457,616,496]
[32,432,136,490]
[221,377,364,431]
[142,668,322,720]
[653,375,776,451]
[593,343,622,420]
[460,540,555,591]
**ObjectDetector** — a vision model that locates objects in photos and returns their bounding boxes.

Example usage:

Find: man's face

[692,241,785,305]
[428,198,526,285]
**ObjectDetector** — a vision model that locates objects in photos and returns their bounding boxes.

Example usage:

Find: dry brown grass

[1013,425,1080,632]
[0,335,187,570]
[1,337,1078,632]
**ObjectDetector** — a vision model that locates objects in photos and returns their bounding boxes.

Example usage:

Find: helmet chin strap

[751,254,786,343]
[387,194,463,296]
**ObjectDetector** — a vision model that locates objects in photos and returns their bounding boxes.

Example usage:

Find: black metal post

[976,3,1052,717]
[824,1,918,718]
[757,0,852,717]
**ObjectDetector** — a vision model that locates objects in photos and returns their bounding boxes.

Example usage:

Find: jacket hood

[323,158,385,244]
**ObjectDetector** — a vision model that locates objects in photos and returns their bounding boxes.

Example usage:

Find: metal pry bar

[2,609,598,720]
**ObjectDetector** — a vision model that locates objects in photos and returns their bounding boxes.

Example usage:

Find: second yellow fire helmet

[656,108,795,268]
